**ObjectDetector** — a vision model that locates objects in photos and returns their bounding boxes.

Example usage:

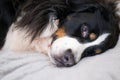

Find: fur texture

[0,0,120,67]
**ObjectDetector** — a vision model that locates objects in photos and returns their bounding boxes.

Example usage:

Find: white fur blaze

[49,33,110,63]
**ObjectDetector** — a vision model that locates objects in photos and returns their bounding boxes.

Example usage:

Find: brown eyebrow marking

[89,33,97,40]
[95,48,102,54]
[67,16,72,20]
[55,27,66,38]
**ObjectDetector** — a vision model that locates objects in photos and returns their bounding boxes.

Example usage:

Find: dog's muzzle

[49,33,110,67]
[52,49,75,67]
[49,36,82,67]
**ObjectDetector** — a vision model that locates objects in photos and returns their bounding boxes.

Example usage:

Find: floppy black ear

[71,3,116,20]
[97,3,116,21]
[70,3,100,13]
[68,0,97,5]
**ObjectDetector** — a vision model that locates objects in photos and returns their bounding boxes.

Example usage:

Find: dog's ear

[68,0,97,5]
[97,3,116,21]
[74,4,99,13]
[72,3,116,21]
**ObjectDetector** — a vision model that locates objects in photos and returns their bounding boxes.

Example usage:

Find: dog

[0,0,119,67]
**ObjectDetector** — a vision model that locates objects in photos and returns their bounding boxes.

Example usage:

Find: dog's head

[49,3,119,67]
[16,0,119,67]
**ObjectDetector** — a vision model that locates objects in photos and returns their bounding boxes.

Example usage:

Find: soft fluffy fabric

[0,36,120,80]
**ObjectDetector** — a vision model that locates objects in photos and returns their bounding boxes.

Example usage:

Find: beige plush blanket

[0,36,120,80]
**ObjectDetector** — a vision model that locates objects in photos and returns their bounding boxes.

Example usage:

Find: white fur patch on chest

[2,14,58,54]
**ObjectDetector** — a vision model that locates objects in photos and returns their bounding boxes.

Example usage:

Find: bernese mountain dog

[0,0,119,67]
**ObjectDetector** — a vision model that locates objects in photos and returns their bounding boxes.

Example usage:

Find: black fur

[57,2,119,59]
[0,0,119,60]
[17,0,71,40]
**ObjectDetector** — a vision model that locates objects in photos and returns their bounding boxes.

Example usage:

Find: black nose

[54,49,75,67]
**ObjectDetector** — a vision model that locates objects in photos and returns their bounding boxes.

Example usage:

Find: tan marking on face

[89,33,97,40]
[55,27,66,38]
[67,16,72,20]
[95,49,102,54]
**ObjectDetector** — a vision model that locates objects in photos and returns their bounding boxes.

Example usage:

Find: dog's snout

[51,37,81,67]
[54,49,75,67]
